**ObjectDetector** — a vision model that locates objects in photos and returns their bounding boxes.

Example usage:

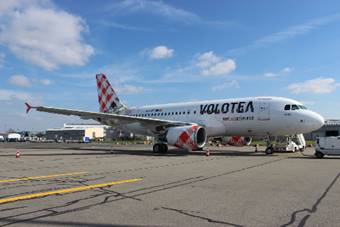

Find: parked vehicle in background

[0,136,4,142]
[315,136,340,158]
[273,136,299,152]
[7,133,21,142]
[270,134,306,153]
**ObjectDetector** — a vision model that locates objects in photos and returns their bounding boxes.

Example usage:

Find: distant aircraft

[26,73,324,154]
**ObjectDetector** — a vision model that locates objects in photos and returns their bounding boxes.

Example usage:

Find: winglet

[25,102,32,114]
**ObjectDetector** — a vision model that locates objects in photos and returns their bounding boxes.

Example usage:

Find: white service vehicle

[315,136,340,158]
[25,73,324,154]
[7,133,21,142]
[272,136,299,152]
[0,135,4,142]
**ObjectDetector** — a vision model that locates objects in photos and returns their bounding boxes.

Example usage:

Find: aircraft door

[258,102,270,121]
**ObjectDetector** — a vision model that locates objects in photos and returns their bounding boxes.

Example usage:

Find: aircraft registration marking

[0,171,88,184]
[0,178,142,204]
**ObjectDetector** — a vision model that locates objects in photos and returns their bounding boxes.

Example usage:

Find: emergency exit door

[258,102,270,121]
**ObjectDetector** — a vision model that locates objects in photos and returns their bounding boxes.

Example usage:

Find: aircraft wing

[25,103,193,133]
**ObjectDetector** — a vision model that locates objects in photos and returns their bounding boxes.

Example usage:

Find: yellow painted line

[0,172,88,184]
[0,178,142,204]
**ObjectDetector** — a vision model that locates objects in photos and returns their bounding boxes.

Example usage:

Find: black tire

[153,144,161,153]
[265,147,274,155]
[315,151,324,159]
[153,143,168,153]
[160,144,168,153]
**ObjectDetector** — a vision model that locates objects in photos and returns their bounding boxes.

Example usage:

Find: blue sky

[1,0,340,131]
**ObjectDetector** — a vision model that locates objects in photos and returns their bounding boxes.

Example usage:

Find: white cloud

[282,67,293,73]
[196,51,220,68]
[202,59,236,76]
[264,72,278,77]
[264,67,293,78]
[9,75,31,88]
[109,0,200,24]
[229,13,340,55]
[108,0,232,27]
[39,79,53,86]
[0,1,94,70]
[149,45,174,59]
[0,89,34,102]
[288,77,339,94]
[196,51,236,76]
[117,84,144,94]
[211,80,239,91]
[9,75,53,87]
[0,52,5,68]
[97,20,152,32]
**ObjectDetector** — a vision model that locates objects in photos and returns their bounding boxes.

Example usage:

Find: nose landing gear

[265,145,274,155]
[265,136,274,155]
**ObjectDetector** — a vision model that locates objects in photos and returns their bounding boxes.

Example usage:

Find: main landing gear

[153,143,168,153]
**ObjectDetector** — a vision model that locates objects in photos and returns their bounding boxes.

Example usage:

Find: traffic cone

[16,150,21,158]
[205,149,211,156]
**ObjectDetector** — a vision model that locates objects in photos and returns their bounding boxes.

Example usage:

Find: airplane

[25,73,324,154]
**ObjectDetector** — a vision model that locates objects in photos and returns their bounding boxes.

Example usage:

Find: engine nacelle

[166,125,207,150]
[223,136,252,146]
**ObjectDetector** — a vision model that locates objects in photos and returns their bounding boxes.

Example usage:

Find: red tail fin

[96,73,124,113]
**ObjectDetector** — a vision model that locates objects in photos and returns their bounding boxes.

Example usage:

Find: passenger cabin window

[284,105,290,110]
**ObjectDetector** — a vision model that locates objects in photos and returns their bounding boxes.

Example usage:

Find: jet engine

[166,125,207,150]
[223,136,252,146]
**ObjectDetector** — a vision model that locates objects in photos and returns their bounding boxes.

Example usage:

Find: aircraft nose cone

[309,112,324,131]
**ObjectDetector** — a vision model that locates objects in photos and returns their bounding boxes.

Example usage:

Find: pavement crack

[280,171,340,227]
[161,206,243,227]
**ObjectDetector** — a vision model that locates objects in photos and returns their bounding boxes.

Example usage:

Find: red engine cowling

[166,125,207,150]
[223,136,252,146]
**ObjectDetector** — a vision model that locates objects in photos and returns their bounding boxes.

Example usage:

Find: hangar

[304,119,340,140]
[46,123,108,142]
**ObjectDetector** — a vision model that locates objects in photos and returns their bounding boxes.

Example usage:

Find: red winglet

[25,102,32,114]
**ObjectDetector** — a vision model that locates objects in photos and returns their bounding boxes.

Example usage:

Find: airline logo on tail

[96,73,124,113]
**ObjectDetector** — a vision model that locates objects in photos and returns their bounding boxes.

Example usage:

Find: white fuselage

[104,97,324,137]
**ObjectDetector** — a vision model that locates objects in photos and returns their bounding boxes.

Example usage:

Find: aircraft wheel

[265,147,274,155]
[153,144,162,153]
[315,151,324,159]
[160,144,168,153]
[153,143,168,153]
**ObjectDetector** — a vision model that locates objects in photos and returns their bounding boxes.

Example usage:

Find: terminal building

[46,123,108,142]
[304,119,340,140]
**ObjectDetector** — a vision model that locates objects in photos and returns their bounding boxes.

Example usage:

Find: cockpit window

[291,104,298,110]
[284,104,290,110]
[298,105,307,110]
[285,104,307,111]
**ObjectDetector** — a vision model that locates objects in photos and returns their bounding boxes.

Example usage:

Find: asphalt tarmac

[0,142,339,227]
